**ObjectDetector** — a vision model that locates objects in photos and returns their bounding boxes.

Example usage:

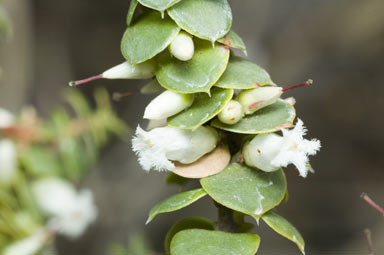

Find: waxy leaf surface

[156,39,229,93]
[215,56,273,89]
[146,188,207,224]
[218,30,246,52]
[168,87,233,130]
[121,11,180,64]
[211,99,296,134]
[168,0,232,42]
[165,217,214,255]
[262,211,305,254]
[138,0,181,12]
[170,229,260,255]
[201,164,287,219]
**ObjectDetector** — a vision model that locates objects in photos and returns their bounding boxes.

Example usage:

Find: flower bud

[144,90,194,120]
[243,133,283,172]
[0,108,15,129]
[169,32,195,61]
[103,59,156,79]
[237,86,283,115]
[0,139,17,184]
[218,100,244,125]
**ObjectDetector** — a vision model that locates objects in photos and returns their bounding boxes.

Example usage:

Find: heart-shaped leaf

[138,0,181,12]
[262,211,305,254]
[211,99,296,134]
[172,144,230,178]
[156,39,230,94]
[168,88,233,130]
[146,188,207,224]
[121,11,180,64]
[165,217,215,255]
[168,0,232,43]
[218,30,246,52]
[215,56,274,89]
[170,229,260,255]
[201,163,287,219]
[126,0,138,26]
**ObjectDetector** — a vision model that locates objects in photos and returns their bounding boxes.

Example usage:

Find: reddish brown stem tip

[68,74,103,87]
[361,193,384,216]
[282,79,313,92]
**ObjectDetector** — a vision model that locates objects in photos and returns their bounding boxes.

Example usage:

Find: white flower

[0,139,17,184]
[169,32,195,61]
[32,178,98,239]
[243,119,320,177]
[132,125,219,172]
[144,90,194,120]
[0,107,15,128]
[3,230,48,255]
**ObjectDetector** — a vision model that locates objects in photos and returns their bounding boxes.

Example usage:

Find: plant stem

[214,201,238,233]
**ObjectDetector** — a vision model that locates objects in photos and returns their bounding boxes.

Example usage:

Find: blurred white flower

[0,139,17,184]
[132,125,219,171]
[3,230,48,255]
[0,107,15,128]
[32,178,97,239]
[144,90,194,120]
[243,119,320,177]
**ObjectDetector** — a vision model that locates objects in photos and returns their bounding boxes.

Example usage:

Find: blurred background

[1,0,383,254]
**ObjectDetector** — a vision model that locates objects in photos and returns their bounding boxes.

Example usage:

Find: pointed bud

[144,90,194,120]
[169,32,195,61]
[242,133,283,172]
[238,86,283,115]
[69,60,156,86]
[218,100,244,125]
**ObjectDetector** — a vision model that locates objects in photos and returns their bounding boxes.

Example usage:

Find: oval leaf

[156,39,229,93]
[170,229,260,255]
[140,79,165,94]
[262,211,305,254]
[168,0,232,42]
[168,88,233,130]
[211,99,296,134]
[146,188,207,224]
[121,11,180,64]
[138,0,181,12]
[215,56,274,89]
[165,217,215,255]
[218,30,246,52]
[172,144,231,179]
[126,0,138,26]
[201,163,287,218]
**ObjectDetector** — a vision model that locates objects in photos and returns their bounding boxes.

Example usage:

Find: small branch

[361,193,384,216]
[364,228,374,255]
[214,201,238,233]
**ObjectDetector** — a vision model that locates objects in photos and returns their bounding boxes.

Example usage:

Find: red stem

[69,74,103,86]
[282,79,313,92]
[361,193,384,216]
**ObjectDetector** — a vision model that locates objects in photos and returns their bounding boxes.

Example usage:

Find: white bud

[243,133,283,172]
[132,125,219,171]
[0,139,17,184]
[169,32,195,61]
[102,59,156,79]
[144,90,194,120]
[218,100,244,125]
[0,108,15,129]
[238,86,283,115]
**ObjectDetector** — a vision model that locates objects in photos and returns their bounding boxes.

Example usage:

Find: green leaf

[170,229,260,255]
[211,99,296,134]
[146,188,207,224]
[165,172,191,187]
[165,217,215,255]
[168,0,232,42]
[121,11,180,64]
[138,0,181,12]
[218,30,246,52]
[156,39,229,94]
[126,0,138,26]
[215,56,274,89]
[20,146,61,178]
[201,164,287,219]
[140,79,165,94]
[262,211,305,254]
[168,87,233,130]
